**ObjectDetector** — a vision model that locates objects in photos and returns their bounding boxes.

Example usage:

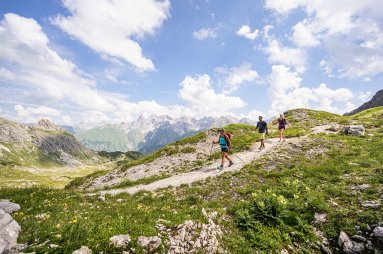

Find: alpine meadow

[0,1,382,254]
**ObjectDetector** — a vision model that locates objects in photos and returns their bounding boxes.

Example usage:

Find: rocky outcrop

[157,208,224,254]
[137,236,162,252]
[0,117,91,166]
[109,234,131,249]
[0,200,21,254]
[338,231,365,254]
[72,246,92,254]
[341,125,365,136]
[344,89,383,116]
[36,119,66,132]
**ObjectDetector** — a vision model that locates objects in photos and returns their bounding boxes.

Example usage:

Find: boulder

[0,209,21,254]
[72,246,92,254]
[0,200,21,214]
[341,125,365,136]
[313,212,327,225]
[338,231,365,254]
[373,226,383,242]
[137,236,162,252]
[360,200,381,209]
[109,234,131,248]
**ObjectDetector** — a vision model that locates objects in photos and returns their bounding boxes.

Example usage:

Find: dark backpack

[224,133,231,147]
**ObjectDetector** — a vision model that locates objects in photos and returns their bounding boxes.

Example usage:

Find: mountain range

[74,115,256,153]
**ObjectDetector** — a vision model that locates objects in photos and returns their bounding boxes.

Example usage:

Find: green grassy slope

[1,107,382,253]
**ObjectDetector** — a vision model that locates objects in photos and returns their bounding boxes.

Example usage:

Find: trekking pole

[209,142,214,157]
[232,152,245,163]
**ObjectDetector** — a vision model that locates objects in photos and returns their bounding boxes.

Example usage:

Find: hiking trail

[96,125,330,196]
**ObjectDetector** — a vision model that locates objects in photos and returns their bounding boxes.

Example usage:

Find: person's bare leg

[221,153,225,165]
[281,128,285,141]
[279,129,283,141]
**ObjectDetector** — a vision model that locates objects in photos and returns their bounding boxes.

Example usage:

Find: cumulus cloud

[14,105,61,123]
[0,13,115,113]
[192,27,217,40]
[358,91,372,102]
[215,62,261,94]
[236,25,259,40]
[267,65,355,115]
[265,0,383,79]
[52,0,171,72]
[262,39,307,73]
[178,74,246,115]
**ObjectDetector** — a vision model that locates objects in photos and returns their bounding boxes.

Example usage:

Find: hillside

[0,108,382,253]
[344,89,383,116]
[0,118,92,168]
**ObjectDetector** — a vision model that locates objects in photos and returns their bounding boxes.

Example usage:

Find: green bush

[235,190,288,228]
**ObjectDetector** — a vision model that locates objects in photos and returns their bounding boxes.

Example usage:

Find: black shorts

[278,126,285,130]
[221,148,229,153]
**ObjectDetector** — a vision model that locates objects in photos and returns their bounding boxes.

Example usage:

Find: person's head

[258,116,263,121]
[219,128,225,134]
[280,114,284,119]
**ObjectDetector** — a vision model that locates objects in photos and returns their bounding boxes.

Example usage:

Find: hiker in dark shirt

[255,116,268,150]
[276,114,291,142]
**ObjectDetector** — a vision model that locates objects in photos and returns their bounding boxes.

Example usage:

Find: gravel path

[97,125,331,196]
[99,137,300,196]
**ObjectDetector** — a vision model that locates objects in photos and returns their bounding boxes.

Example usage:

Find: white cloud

[178,74,246,115]
[0,13,115,112]
[291,20,320,47]
[236,25,259,40]
[192,27,217,40]
[0,67,16,81]
[358,91,372,102]
[267,65,355,115]
[215,62,261,94]
[266,0,383,79]
[51,0,171,72]
[14,105,61,123]
[263,39,307,73]
[241,109,265,120]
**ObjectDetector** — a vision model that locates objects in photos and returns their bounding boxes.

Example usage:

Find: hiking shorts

[278,126,285,130]
[259,133,266,139]
[221,148,229,153]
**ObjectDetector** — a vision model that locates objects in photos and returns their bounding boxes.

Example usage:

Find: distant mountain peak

[344,89,383,116]
[36,119,66,132]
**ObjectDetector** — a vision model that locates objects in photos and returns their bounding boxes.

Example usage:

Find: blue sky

[0,0,382,125]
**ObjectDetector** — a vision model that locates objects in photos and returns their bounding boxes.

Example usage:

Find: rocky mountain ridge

[0,117,92,167]
[344,89,383,116]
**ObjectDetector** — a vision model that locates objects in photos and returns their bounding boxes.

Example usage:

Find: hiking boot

[217,165,224,170]
[228,161,234,167]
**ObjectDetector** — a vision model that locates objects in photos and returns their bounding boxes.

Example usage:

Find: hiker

[212,128,234,170]
[255,116,268,150]
[277,113,291,142]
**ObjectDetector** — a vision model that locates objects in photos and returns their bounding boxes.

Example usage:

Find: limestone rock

[0,208,21,254]
[72,246,92,254]
[0,200,20,214]
[373,226,383,242]
[341,125,365,136]
[137,236,162,252]
[360,200,381,209]
[313,212,327,225]
[36,119,66,132]
[109,234,131,248]
[338,231,365,254]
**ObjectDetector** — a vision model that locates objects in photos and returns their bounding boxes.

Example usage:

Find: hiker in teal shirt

[212,128,234,170]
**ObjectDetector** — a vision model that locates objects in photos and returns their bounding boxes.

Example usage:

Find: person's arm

[265,122,269,134]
